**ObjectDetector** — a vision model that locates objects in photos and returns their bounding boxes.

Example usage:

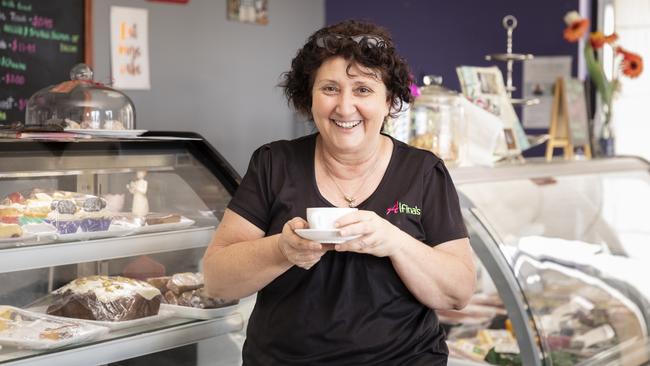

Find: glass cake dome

[25,64,135,130]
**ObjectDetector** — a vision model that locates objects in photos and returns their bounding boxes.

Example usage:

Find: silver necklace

[320,145,382,208]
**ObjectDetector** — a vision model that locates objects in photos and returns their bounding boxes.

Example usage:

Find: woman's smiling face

[311,56,390,153]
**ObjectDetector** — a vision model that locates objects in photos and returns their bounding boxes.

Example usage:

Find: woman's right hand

[278,217,328,270]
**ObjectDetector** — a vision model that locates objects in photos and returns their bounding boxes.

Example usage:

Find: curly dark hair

[280,19,413,120]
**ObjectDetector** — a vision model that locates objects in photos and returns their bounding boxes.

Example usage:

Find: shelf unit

[0,135,243,365]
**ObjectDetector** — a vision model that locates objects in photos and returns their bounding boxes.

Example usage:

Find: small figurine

[127,170,149,217]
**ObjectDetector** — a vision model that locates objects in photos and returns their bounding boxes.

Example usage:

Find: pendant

[344,196,355,207]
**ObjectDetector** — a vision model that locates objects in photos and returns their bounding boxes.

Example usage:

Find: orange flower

[616,47,644,78]
[605,32,619,44]
[590,31,619,49]
[564,19,590,42]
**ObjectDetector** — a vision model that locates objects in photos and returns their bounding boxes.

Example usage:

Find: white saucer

[294,229,360,244]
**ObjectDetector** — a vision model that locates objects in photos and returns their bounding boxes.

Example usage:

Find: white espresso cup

[306,207,358,230]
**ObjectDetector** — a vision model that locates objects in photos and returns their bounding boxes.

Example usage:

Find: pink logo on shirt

[386,201,421,216]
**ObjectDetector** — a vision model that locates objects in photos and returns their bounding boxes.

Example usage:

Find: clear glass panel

[441,252,514,363]
[0,139,239,364]
[442,207,541,365]
[457,168,650,365]
[0,147,230,248]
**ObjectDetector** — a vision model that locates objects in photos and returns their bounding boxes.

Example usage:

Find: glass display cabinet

[3,133,650,366]
[445,157,650,366]
[0,132,247,366]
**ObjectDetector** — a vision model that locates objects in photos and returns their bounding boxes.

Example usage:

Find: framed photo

[478,71,500,95]
[522,56,572,129]
[227,0,268,25]
[503,129,517,150]
[457,65,530,154]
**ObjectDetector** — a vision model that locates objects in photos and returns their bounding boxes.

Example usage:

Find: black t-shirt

[228,133,468,366]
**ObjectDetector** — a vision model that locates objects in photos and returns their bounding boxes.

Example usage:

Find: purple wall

[326,0,582,95]
[326,0,587,155]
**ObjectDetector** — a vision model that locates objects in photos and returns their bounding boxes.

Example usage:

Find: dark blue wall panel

[326,0,582,97]
[326,0,590,156]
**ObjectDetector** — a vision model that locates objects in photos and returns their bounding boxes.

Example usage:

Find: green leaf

[584,42,612,105]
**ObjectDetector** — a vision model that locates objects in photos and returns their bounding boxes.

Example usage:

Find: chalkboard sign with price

[0,0,90,126]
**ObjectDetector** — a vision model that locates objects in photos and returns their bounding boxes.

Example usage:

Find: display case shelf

[0,314,244,366]
[0,227,215,274]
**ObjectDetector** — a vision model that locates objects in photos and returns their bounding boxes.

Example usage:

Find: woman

[203,20,475,365]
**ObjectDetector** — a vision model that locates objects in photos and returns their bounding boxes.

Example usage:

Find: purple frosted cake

[46,200,80,234]
[78,197,112,232]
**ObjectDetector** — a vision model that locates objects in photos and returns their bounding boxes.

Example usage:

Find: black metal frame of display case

[0,131,241,196]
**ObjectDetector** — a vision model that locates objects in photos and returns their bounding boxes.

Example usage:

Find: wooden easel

[545,78,592,161]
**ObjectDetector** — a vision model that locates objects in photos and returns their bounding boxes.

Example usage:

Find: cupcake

[78,197,112,232]
[46,200,80,234]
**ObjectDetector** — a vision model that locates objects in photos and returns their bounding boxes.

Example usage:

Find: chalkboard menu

[0,0,86,125]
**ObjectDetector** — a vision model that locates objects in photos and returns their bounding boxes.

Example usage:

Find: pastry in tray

[76,197,113,232]
[164,288,238,309]
[0,307,75,341]
[113,213,182,227]
[146,273,238,309]
[47,276,162,321]
[145,213,181,225]
[0,223,23,239]
[44,197,114,234]
[1,189,111,228]
[46,200,80,234]
[0,193,24,224]
[21,195,51,224]
[0,305,107,350]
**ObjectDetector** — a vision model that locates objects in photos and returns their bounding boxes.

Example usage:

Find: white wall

[613,0,650,160]
[92,0,324,174]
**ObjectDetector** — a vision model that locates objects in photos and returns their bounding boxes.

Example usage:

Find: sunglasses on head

[315,34,388,50]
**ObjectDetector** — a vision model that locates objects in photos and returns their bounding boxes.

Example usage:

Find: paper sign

[110,7,150,90]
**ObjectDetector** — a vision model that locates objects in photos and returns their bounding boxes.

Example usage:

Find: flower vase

[597,104,615,157]
[599,123,615,156]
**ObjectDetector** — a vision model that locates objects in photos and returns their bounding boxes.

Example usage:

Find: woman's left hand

[334,210,402,257]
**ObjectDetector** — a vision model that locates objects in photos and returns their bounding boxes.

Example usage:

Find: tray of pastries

[113,213,195,235]
[0,305,108,350]
[32,276,172,331]
[146,273,239,320]
[0,190,135,244]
